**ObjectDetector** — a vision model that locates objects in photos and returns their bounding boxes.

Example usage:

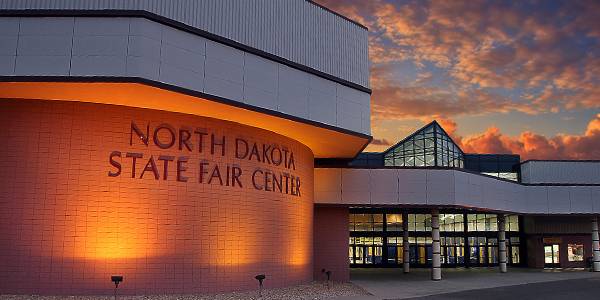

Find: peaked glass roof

[383,121,464,168]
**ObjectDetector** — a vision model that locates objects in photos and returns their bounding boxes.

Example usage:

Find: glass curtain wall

[440,214,465,265]
[349,209,522,268]
[383,121,464,168]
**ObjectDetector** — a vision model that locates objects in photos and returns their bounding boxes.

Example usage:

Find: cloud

[316,0,600,118]
[371,85,518,121]
[370,138,392,146]
[456,114,600,160]
[316,0,600,160]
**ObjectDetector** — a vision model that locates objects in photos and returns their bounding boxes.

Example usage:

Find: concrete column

[498,214,507,273]
[593,216,600,272]
[403,212,410,273]
[431,209,441,281]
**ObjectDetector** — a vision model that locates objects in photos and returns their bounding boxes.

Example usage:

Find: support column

[403,212,410,273]
[593,216,600,272]
[498,214,507,273]
[431,209,441,281]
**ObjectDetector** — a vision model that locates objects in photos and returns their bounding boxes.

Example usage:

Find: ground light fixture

[321,269,332,288]
[111,275,123,300]
[255,274,266,297]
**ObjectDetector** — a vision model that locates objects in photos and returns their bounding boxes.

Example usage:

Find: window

[488,238,498,264]
[408,214,431,232]
[387,237,404,264]
[441,236,465,264]
[509,237,520,264]
[349,214,383,232]
[467,214,497,232]
[409,236,433,264]
[506,215,519,232]
[386,214,403,231]
[482,172,518,182]
[349,237,383,265]
[440,214,464,232]
[373,214,384,231]
[568,244,584,262]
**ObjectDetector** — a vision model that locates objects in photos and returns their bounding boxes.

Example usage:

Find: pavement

[408,277,600,299]
[334,267,600,300]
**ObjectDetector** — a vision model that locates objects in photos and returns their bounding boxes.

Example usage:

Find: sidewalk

[335,267,600,300]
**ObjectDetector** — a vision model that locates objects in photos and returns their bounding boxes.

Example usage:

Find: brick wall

[313,206,349,282]
[0,99,314,295]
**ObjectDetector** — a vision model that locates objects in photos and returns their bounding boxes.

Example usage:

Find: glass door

[469,237,489,265]
[354,246,364,264]
[386,237,403,265]
[364,245,383,264]
[441,236,464,266]
[544,244,560,267]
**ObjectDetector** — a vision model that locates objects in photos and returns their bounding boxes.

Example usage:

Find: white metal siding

[315,168,600,214]
[0,17,371,135]
[520,161,600,184]
[0,0,370,88]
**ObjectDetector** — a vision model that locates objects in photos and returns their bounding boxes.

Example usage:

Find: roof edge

[305,0,369,30]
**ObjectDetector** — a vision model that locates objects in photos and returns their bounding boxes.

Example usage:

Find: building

[315,122,600,278]
[0,0,598,296]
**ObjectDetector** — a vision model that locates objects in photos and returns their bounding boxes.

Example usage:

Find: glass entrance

[409,237,432,266]
[349,211,522,268]
[441,237,465,265]
[544,244,560,267]
[469,237,487,265]
[349,237,383,266]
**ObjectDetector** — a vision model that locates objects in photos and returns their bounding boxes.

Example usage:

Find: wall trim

[314,165,600,186]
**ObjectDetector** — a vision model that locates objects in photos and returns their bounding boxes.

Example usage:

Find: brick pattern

[313,207,349,282]
[0,99,314,295]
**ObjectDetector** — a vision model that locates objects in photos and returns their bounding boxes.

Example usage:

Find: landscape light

[111,275,123,300]
[255,274,266,297]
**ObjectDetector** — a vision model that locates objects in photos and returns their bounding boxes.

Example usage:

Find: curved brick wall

[0,99,314,295]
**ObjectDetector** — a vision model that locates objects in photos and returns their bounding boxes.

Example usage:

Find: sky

[316,0,600,160]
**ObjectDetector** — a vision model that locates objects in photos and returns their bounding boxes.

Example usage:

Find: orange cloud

[456,114,600,160]
[371,85,518,121]
[370,138,392,146]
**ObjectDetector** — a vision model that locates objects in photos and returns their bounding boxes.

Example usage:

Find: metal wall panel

[0,16,371,136]
[315,167,600,215]
[0,0,370,88]
[521,161,600,184]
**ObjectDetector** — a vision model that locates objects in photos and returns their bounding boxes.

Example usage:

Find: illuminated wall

[313,207,350,282]
[0,99,314,295]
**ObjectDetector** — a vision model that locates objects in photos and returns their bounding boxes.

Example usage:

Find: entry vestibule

[348,209,523,270]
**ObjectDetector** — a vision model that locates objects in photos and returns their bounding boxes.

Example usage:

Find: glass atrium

[383,121,464,168]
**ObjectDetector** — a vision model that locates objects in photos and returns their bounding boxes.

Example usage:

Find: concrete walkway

[335,268,600,300]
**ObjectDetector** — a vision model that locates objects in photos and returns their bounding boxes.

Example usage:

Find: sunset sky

[316,0,600,160]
